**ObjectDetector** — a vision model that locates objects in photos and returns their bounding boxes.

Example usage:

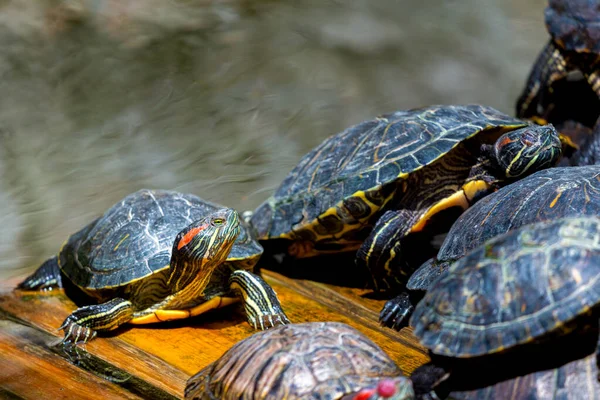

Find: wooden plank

[0,269,429,399]
[0,320,142,400]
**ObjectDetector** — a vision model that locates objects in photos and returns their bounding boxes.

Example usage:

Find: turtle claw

[59,320,97,345]
[249,313,291,330]
[379,292,414,331]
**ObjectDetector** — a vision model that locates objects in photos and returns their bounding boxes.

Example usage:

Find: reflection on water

[0,0,547,278]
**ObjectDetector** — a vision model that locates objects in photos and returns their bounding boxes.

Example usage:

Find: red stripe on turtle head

[177,224,208,250]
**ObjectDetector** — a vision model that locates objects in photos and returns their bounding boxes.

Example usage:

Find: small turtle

[516,0,600,122]
[408,217,600,395]
[17,189,290,344]
[249,104,561,296]
[380,165,600,331]
[447,353,600,400]
[184,321,415,400]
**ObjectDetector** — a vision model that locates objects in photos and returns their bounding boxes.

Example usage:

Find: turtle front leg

[17,256,63,291]
[229,270,291,330]
[356,209,418,292]
[59,298,134,344]
[379,292,417,331]
[516,40,568,119]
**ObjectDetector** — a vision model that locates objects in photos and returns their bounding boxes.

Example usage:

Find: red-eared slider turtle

[380,165,600,331]
[249,104,562,295]
[17,189,290,344]
[516,0,600,121]
[447,353,600,400]
[408,217,600,395]
[185,322,414,400]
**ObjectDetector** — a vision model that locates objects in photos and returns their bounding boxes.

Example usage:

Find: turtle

[407,216,600,396]
[379,164,600,331]
[249,104,562,296]
[446,353,600,400]
[16,189,290,344]
[184,321,415,400]
[516,0,600,122]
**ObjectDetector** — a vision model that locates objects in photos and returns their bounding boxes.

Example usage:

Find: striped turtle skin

[410,217,600,358]
[185,322,414,400]
[411,165,600,292]
[250,104,561,295]
[448,353,600,400]
[516,0,600,124]
[17,190,290,344]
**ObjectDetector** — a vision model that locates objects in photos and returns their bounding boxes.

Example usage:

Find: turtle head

[493,124,562,179]
[344,377,415,400]
[175,208,240,261]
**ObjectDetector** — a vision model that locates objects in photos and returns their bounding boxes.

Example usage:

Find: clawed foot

[249,313,291,330]
[58,317,97,345]
[379,292,414,331]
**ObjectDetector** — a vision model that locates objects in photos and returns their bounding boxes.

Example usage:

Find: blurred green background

[0,0,548,279]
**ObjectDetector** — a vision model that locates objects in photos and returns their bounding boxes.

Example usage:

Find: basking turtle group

[13,1,600,399]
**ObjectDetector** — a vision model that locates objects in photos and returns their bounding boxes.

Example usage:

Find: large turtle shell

[251,104,527,240]
[58,189,262,290]
[185,322,407,400]
[409,165,600,291]
[410,217,600,358]
[546,0,600,54]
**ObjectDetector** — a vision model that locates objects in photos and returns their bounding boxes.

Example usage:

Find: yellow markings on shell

[280,188,393,243]
[549,190,563,208]
[129,296,239,324]
[113,233,130,251]
[410,180,491,233]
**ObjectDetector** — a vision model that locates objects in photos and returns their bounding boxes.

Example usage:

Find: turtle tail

[16,256,63,291]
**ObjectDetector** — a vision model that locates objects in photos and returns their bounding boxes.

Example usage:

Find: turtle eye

[212,218,224,226]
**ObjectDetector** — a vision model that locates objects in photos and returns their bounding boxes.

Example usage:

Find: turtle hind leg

[17,256,63,291]
[379,291,420,331]
[229,270,291,330]
[59,298,134,344]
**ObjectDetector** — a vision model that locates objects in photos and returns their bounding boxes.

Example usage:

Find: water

[0,0,548,278]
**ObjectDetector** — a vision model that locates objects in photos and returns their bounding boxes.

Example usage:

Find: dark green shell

[448,353,600,400]
[546,0,600,54]
[185,322,411,400]
[410,217,600,358]
[58,189,262,290]
[409,165,600,291]
[251,104,527,240]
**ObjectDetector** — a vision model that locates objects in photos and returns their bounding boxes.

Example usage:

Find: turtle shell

[448,353,600,400]
[251,104,527,243]
[410,217,600,358]
[545,0,600,54]
[185,322,409,400]
[409,165,600,291]
[58,189,262,290]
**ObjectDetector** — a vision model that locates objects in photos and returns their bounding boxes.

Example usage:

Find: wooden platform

[0,265,429,399]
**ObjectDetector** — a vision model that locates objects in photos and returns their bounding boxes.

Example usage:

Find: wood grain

[0,269,429,399]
